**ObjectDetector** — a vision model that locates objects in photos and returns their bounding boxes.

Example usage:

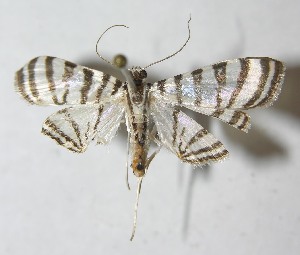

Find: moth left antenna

[96,24,129,67]
[144,15,191,69]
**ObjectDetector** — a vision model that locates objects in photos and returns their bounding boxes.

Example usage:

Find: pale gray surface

[1,0,300,254]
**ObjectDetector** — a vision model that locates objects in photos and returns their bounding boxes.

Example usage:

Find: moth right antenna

[144,15,191,69]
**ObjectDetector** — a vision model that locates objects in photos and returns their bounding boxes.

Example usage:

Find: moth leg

[125,130,131,190]
[130,177,143,241]
[144,127,162,172]
[149,125,161,145]
[145,146,162,172]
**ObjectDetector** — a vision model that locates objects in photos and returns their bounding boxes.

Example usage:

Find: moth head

[129,67,147,85]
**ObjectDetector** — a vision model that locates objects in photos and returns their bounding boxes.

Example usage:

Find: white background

[1,0,300,254]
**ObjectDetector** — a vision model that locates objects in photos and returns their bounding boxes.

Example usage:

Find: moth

[14,20,285,240]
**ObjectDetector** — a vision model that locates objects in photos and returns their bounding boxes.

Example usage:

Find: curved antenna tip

[144,15,192,69]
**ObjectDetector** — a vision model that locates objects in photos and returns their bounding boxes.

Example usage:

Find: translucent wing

[150,98,228,165]
[42,103,124,153]
[15,56,124,105]
[150,57,285,132]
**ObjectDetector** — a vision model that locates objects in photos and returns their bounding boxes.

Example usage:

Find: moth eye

[137,162,144,171]
[140,70,147,79]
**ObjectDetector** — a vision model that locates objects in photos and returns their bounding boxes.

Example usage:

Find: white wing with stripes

[150,98,228,165]
[15,56,125,105]
[150,57,285,132]
[42,103,124,153]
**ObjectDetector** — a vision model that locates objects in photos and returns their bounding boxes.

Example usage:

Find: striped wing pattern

[150,98,228,165]
[150,57,285,132]
[42,103,124,153]
[15,56,126,153]
[15,56,124,106]
[15,56,285,166]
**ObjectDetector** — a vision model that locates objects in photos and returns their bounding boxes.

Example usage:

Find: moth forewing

[14,56,125,106]
[150,57,285,133]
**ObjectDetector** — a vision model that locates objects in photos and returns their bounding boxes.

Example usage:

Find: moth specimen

[15,20,285,240]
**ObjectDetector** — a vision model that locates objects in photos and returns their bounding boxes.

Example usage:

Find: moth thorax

[131,113,148,124]
[131,91,143,104]
[128,67,147,104]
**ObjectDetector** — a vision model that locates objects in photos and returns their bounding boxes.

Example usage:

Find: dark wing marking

[42,103,124,152]
[150,98,228,165]
[15,56,124,105]
[150,57,285,132]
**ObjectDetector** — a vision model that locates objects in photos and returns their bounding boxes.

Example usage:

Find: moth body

[125,67,150,177]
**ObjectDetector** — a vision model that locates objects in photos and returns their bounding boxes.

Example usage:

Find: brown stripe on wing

[191,68,203,106]
[181,141,224,159]
[61,60,77,104]
[94,105,104,132]
[254,59,285,107]
[63,61,77,80]
[172,108,180,147]
[237,113,251,131]
[80,68,94,104]
[15,67,35,104]
[157,79,166,95]
[243,58,270,108]
[84,122,91,142]
[228,110,251,132]
[111,79,123,96]
[59,108,84,148]
[45,56,61,105]
[227,58,250,108]
[42,128,64,146]
[95,73,110,102]
[42,118,82,152]
[174,74,183,104]
[191,68,203,84]
[28,57,40,102]
[42,128,80,153]
[177,127,187,156]
[211,61,227,117]
[183,128,208,152]
[182,149,229,164]
[212,109,225,118]
[228,111,244,126]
